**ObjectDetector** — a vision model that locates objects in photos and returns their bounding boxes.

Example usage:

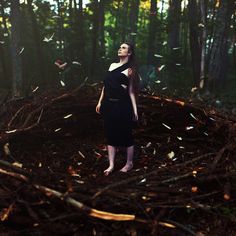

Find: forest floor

[0,85,236,236]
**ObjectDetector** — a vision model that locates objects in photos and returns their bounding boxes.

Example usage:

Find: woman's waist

[104,96,130,103]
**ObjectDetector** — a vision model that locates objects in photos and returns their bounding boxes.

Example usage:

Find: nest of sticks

[0,85,235,235]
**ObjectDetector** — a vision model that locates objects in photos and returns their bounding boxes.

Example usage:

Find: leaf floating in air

[154,54,163,58]
[167,151,175,159]
[154,80,161,84]
[32,86,39,93]
[130,32,137,36]
[172,47,180,50]
[54,128,61,132]
[19,47,24,55]
[146,142,152,148]
[63,114,72,119]
[191,87,198,92]
[140,178,146,183]
[43,33,54,42]
[162,123,171,129]
[5,129,17,134]
[78,151,85,158]
[161,87,167,90]
[52,15,61,19]
[162,41,167,45]
[153,148,156,155]
[75,180,84,184]
[60,80,65,87]
[72,61,82,66]
[186,126,194,130]
[199,79,204,88]
[198,23,205,27]
[158,65,165,71]
[190,113,198,121]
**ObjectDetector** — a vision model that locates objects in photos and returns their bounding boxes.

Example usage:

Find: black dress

[100,62,134,147]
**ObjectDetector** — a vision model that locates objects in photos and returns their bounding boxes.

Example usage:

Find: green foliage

[0,0,235,97]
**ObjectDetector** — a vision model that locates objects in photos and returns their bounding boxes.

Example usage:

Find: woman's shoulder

[108,62,118,71]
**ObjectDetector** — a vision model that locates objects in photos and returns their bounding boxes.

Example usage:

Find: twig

[0,166,137,222]
[161,219,196,236]
[92,153,215,199]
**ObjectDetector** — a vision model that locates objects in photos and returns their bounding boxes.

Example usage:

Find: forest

[0,0,236,235]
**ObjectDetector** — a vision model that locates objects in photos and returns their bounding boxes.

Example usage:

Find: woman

[96,42,139,176]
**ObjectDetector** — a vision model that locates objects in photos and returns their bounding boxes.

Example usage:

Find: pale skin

[96,43,138,175]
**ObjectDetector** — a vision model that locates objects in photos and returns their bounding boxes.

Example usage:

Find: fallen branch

[0,167,136,222]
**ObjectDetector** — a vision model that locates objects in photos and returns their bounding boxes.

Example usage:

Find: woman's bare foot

[120,163,133,172]
[104,166,114,176]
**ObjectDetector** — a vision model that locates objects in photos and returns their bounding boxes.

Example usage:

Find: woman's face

[118,43,130,57]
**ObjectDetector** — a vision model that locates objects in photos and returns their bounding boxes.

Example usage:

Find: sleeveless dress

[100,62,134,147]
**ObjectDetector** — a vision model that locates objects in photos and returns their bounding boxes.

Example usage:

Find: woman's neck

[118,57,129,65]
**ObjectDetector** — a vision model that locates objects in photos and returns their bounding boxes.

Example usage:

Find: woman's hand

[133,112,138,121]
[96,103,101,114]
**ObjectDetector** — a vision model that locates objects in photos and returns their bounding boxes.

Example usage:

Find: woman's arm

[98,86,104,105]
[128,71,138,121]
[96,86,104,114]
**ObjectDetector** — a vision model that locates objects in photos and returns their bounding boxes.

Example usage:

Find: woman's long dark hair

[124,42,140,102]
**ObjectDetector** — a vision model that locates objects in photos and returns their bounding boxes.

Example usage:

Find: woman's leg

[120,145,134,172]
[104,145,116,175]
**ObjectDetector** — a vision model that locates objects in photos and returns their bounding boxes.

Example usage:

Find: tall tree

[207,0,235,90]
[168,0,181,49]
[90,0,99,79]
[129,0,140,45]
[0,0,9,85]
[121,1,129,42]
[27,0,46,85]
[188,0,200,87]
[199,0,207,89]
[147,0,157,65]
[98,0,105,59]
[167,0,182,87]
[10,0,23,97]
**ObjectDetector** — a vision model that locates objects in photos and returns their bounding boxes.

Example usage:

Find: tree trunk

[10,0,23,97]
[147,0,157,65]
[98,0,105,58]
[168,0,181,49]
[121,1,129,42]
[0,1,9,85]
[129,0,140,45]
[188,0,200,87]
[90,0,99,79]
[77,0,85,65]
[199,0,207,89]
[27,0,46,86]
[208,0,235,91]
[56,0,64,58]
[167,0,182,85]
[160,0,165,22]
